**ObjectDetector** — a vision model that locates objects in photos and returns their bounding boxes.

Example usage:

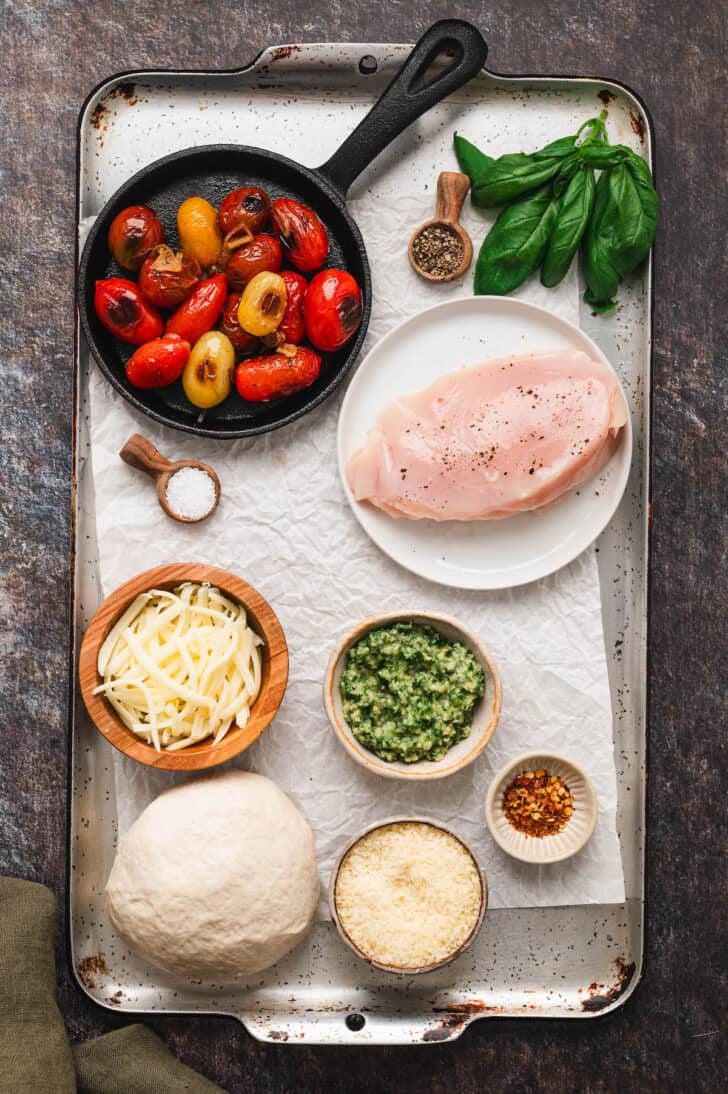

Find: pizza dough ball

[105,771,319,978]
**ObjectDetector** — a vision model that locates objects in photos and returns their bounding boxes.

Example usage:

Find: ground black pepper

[411,224,464,277]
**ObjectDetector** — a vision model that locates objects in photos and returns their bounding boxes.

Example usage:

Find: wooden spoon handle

[119,433,173,479]
[435,171,471,224]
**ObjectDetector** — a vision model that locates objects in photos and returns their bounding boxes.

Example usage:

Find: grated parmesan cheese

[334,821,482,970]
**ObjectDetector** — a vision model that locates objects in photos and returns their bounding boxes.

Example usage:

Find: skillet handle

[316,20,487,196]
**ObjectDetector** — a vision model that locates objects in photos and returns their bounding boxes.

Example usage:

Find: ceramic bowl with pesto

[323,611,502,781]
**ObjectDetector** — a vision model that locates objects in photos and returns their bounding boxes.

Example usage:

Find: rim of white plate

[337,296,633,591]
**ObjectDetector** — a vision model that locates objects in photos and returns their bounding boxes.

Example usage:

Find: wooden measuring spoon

[119,433,221,524]
[408,171,473,283]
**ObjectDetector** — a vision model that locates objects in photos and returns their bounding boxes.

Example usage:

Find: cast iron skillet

[78,20,487,438]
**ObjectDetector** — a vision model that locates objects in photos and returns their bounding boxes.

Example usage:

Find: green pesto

[340,622,485,764]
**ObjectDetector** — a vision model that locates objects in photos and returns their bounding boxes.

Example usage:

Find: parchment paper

[82,131,625,911]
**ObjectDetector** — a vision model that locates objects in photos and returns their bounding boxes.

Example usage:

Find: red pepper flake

[503,769,574,838]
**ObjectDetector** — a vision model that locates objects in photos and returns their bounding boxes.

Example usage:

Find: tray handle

[316,20,487,196]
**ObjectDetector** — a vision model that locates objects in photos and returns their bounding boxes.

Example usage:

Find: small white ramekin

[485,752,597,864]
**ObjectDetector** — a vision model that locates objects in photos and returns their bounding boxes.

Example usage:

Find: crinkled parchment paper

[83,99,625,911]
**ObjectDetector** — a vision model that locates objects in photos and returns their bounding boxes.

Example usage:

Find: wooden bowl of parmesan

[329,817,487,975]
[78,563,288,770]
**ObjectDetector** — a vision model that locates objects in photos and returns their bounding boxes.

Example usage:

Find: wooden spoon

[119,433,221,524]
[408,171,473,283]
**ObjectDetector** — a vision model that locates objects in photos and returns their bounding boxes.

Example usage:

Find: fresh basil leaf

[581,154,658,309]
[472,154,563,208]
[453,133,495,184]
[582,167,623,307]
[541,166,596,287]
[615,151,659,270]
[584,288,618,313]
[532,134,579,160]
[474,183,560,295]
[580,143,630,168]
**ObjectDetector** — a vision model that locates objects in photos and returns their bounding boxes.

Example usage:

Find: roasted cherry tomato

[94,278,164,344]
[165,274,228,344]
[237,271,287,337]
[304,269,363,352]
[235,347,321,402]
[125,334,190,389]
[218,186,271,241]
[138,245,201,309]
[177,196,223,268]
[271,197,328,272]
[107,205,164,271]
[182,331,235,408]
[279,270,308,344]
[219,293,259,357]
[225,234,282,291]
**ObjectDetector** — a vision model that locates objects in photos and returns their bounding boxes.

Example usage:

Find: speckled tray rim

[68,40,653,1045]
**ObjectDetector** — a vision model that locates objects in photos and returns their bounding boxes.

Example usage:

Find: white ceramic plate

[337,297,632,590]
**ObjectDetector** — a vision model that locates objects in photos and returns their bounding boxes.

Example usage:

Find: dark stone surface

[0,1,725,1090]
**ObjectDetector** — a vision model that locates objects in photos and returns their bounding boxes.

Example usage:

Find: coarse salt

[165,466,216,520]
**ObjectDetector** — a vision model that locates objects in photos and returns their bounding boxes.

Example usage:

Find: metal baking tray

[70,41,652,1044]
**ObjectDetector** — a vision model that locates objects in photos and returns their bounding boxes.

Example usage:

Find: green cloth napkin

[0,877,225,1094]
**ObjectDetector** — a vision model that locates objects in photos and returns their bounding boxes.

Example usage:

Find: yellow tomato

[237,271,287,337]
[177,196,223,268]
[182,331,234,408]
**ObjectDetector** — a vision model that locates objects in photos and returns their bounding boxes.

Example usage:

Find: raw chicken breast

[346,351,627,521]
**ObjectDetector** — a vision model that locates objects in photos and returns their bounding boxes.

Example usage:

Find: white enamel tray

[71,42,652,1045]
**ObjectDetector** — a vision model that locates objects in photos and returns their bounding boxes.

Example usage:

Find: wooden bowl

[78,563,288,771]
[329,816,487,975]
[324,611,502,781]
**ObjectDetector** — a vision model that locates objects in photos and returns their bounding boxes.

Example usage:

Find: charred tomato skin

[304,269,363,352]
[225,234,283,291]
[138,246,201,309]
[107,205,164,271]
[165,273,228,345]
[278,270,308,344]
[235,346,321,402]
[219,293,259,357]
[218,186,271,237]
[271,197,328,272]
[125,334,191,389]
[94,278,164,344]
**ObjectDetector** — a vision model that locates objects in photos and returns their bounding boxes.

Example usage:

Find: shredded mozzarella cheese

[94,582,263,751]
[334,822,482,969]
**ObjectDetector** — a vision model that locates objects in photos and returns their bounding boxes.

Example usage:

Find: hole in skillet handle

[410,44,463,95]
[345,1013,366,1032]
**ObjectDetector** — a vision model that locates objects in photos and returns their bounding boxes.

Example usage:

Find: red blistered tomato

[220,293,259,357]
[225,235,283,292]
[304,269,363,352]
[94,278,163,344]
[107,205,164,271]
[218,186,271,239]
[279,271,308,344]
[271,197,328,272]
[235,347,321,402]
[165,274,228,344]
[126,334,191,389]
[138,245,201,309]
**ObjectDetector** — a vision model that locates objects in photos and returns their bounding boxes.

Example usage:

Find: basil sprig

[454,113,658,311]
